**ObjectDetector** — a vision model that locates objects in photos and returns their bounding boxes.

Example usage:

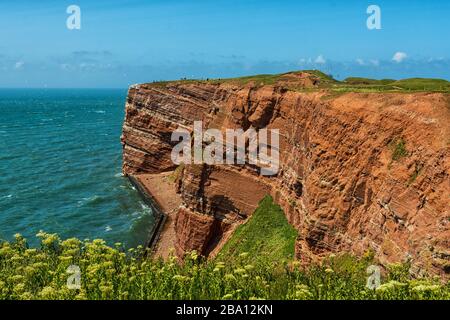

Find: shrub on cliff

[390,138,408,161]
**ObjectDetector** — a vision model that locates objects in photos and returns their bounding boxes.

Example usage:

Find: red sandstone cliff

[121,73,450,277]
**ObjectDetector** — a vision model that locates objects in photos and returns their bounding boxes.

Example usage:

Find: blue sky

[1,0,449,88]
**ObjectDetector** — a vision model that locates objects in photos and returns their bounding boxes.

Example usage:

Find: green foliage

[336,77,450,93]
[215,70,337,87]
[0,232,448,300]
[344,77,395,85]
[299,70,338,83]
[386,262,412,283]
[218,73,283,86]
[148,70,450,93]
[390,138,408,161]
[217,196,297,263]
[392,78,450,91]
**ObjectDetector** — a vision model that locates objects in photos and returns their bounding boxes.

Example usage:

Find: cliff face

[122,75,450,277]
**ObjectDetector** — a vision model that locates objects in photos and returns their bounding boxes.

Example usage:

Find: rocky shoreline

[127,175,167,253]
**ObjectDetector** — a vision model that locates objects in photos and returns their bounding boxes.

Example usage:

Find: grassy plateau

[150,70,450,94]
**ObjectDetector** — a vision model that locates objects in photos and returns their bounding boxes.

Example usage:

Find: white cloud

[370,59,380,66]
[392,52,407,63]
[355,58,380,67]
[14,61,25,69]
[314,55,326,64]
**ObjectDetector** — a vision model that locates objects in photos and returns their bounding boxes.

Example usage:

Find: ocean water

[0,89,155,248]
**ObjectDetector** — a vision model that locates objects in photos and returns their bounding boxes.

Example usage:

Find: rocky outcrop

[121,74,450,277]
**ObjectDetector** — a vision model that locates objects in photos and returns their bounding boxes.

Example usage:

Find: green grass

[331,78,449,93]
[217,196,297,263]
[145,70,450,94]
[298,70,338,83]
[335,77,450,93]
[390,138,408,161]
[219,74,282,86]
[392,78,450,91]
[344,77,396,85]
[214,70,338,88]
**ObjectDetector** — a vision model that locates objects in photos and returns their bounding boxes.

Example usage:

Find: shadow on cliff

[203,194,242,256]
[209,194,241,218]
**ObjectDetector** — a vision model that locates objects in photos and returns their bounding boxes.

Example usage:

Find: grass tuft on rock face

[390,138,408,161]
[217,196,298,263]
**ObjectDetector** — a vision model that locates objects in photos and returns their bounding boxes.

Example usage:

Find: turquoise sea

[0,89,155,248]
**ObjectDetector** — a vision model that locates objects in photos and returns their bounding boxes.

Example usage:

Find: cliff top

[141,70,450,94]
